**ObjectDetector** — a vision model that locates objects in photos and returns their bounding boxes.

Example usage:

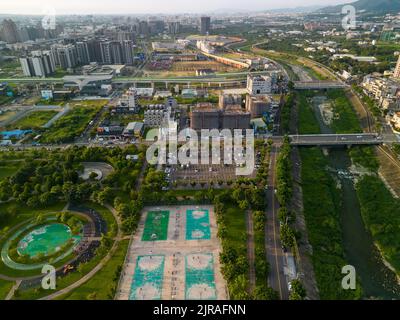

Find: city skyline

[1,0,356,15]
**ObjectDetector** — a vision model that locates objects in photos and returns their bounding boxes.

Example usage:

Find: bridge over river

[287,133,396,146]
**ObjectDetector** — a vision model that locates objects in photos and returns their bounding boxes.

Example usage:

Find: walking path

[5,280,21,300]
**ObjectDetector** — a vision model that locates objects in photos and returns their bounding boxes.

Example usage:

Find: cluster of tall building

[20,51,56,77]
[20,38,136,76]
[0,18,62,44]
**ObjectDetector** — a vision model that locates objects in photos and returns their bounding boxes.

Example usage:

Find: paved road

[289,133,390,146]
[265,145,289,300]
[294,81,347,90]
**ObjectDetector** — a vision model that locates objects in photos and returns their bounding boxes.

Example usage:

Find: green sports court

[141,211,170,241]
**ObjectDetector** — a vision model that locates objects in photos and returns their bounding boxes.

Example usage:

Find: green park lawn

[0,279,14,300]
[224,206,247,253]
[60,240,129,300]
[10,111,58,130]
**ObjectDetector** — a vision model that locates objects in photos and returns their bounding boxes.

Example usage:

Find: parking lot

[165,147,262,185]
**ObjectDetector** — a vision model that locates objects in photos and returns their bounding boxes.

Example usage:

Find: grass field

[68,100,108,109]
[9,111,58,130]
[224,206,246,254]
[59,240,129,300]
[142,211,170,241]
[0,279,13,300]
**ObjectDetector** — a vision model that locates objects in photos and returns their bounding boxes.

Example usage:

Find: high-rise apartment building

[200,17,211,35]
[76,42,91,65]
[20,51,55,77]
[1,19,20,44]
[121,40,134,65]
[56,44,78,69]
[168,22,181,35]
[101,40,133,65]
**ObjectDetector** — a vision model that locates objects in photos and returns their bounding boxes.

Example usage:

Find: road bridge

[288,133,391,146]
[293,81,347,90]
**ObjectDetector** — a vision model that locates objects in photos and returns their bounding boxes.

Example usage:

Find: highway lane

[289,133,389,146]
[1,133,389,151]
[265,145,289,300]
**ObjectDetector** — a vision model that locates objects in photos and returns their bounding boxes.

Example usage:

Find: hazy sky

[1,0,356,15]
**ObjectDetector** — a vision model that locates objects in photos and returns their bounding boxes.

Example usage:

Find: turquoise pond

[17,223,80,258]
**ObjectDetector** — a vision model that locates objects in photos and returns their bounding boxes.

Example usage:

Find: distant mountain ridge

[320,0,400,14]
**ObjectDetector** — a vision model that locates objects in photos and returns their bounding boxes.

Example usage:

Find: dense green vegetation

[0,146,144,237]
[297,92,321,135]
[281,93,294,134]
[0,164,21,181]
[349,147,380,172]
[253,211,270,290]
[356,175,400,273]
[276,137,293,208]
[289,279,307,300]
[327,90,362,134]
[300,148,362,299]
[352,85,381,118]
[40,106,101,143]
[212,186,276,300]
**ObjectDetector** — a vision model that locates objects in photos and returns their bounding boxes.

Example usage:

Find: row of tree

[276,136,306,300]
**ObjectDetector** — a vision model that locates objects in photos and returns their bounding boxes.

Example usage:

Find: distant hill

[320,0,400,14]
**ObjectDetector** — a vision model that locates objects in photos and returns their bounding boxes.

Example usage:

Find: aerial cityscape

[1,0,400,305]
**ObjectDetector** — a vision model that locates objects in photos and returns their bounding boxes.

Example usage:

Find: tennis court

[129,255,165,300]
[186,209,211,240]
[142,211,170,241]
[185,253,217,300]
